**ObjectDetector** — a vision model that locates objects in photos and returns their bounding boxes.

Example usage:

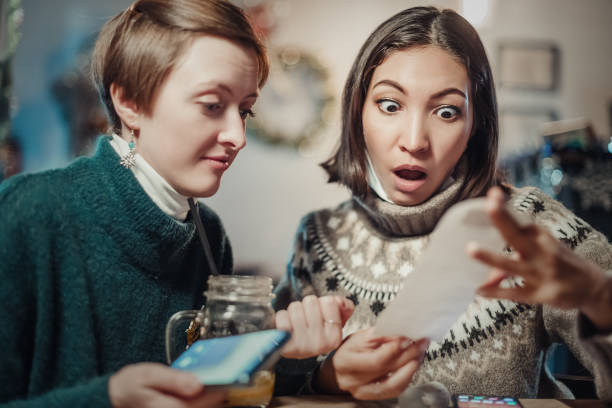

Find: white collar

[366,151,394,204]
[110,134,191,221]
[365,150,455,205]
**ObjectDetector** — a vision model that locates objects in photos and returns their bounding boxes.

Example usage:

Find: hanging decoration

[0,0,23,180]
[235,0,335,149]
[0,0,23,142]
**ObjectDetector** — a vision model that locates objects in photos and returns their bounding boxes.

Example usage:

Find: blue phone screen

[171,329,289,386]
[456,395,522,407]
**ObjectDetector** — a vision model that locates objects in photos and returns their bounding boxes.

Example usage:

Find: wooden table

[269,396,608,407]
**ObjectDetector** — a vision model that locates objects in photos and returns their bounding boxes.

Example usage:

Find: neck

[110,134,191,221]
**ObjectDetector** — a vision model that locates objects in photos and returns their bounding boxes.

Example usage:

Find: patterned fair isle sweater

[274,177,612,399]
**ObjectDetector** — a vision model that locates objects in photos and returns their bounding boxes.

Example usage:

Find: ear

[110,83,141,132]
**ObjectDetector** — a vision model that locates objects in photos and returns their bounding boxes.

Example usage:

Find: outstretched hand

[469,187,612,330]
[275,295,354,359]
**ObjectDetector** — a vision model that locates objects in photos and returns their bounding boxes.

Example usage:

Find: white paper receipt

[375,197,531,341]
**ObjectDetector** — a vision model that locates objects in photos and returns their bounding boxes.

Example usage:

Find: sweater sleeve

[524,188,612,399]
[0,376,111,408]
[274,214,319,310]
[0,176,113,407]
[0,176,39,403]
[273,214,322,396]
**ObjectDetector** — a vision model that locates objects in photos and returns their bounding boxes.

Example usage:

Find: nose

[399,112,430,154]
[218,109,247,151]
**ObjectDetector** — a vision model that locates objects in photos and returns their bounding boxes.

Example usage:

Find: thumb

[144,364,204,397]
[337,297,355,325]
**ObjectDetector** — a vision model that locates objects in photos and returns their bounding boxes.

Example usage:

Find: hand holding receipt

[375,197,531,341]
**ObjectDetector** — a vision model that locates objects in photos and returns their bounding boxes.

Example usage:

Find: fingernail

[400,339,413,349]
[419,340,430,362]
[419,339,430,353]
[476,288,488,297]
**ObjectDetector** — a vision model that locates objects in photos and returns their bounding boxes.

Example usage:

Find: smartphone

[455,395,523,407]
[170,329,290,387]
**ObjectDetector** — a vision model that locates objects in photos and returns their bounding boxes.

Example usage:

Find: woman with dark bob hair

[0,0,353,406]
[275,6,612,401]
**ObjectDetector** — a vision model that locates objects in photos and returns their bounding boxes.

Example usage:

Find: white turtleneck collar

[365,151,394,204]
[110,134,191,221]
[365,150,455,205]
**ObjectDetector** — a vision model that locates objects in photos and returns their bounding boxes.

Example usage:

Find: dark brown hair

[322,6,499,201]
[91,0,269,133]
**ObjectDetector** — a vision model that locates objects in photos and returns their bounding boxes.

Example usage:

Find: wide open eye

[240,109,256,120]
[436,106,460,120]
[377,99,401,114]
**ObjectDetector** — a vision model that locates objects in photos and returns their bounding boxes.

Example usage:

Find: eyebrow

[372,79,467,100]
[194,82,259,99]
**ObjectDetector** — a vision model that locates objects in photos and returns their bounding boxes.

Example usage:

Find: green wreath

[247,47,334,150]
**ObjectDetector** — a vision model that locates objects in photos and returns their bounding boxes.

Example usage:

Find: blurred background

[2,0,611,396]
[3,0,611,281]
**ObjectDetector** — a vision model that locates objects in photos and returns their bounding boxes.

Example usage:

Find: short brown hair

[322,7,499,201]
[91,0,269,133]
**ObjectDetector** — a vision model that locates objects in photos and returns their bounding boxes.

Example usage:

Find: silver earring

[120,129,137,169]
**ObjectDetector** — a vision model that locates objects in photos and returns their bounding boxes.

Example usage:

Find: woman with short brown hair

[0,1,350,406]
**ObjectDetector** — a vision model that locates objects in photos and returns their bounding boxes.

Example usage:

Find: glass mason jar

[165,275,276,408]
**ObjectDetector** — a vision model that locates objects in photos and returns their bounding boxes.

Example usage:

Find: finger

[281,301,310,358]
[302,295,324,334]
[287,300,308,332]
[319,296,344,350]
[184,388,227,408]
[142,364,204,398]
[354,357,423,400]
[350,327,403,348]
[467,242,527,275]
[486,187,533,256]
[319,296,342,324]
[386,338,429,373]
[338,296,356,324]
[142,392,191,408]
[275,310,292,332]
[342,336,413,374]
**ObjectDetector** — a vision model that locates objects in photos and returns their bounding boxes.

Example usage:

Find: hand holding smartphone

[170,329,290,387]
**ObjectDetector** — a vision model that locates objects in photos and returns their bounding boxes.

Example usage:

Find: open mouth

[394,169,427,181]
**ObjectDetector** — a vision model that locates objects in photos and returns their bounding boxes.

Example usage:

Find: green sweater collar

[77,137,198,278]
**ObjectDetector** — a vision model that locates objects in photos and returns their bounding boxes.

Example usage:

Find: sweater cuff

[577,311,612,339]
[51,375,112,407]
[576,312,612,401]
[299,354,328,395]
[273,357,319,396]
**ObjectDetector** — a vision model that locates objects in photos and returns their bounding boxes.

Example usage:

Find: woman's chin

[176,181,221,198]
[389,190,430,207]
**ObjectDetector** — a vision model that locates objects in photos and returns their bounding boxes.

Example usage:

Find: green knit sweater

[0,137,233,407]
